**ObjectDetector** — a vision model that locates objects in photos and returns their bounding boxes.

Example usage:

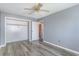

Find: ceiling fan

[24,3,49,14]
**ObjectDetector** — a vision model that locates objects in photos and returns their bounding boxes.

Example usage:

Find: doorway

[39,24,43,42]
[32,22,44,42]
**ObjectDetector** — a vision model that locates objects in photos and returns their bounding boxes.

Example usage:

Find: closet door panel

[6,19,28,43]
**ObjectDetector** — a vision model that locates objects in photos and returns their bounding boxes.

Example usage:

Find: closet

[5,17,29,43]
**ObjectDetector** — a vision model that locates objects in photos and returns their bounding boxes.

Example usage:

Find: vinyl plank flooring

[0,40,78,56]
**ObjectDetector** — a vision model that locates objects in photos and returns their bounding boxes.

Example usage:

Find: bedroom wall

[43,5,79,52]
[0,12,1,45]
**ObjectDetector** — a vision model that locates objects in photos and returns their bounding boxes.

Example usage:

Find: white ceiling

[0,3,78,19]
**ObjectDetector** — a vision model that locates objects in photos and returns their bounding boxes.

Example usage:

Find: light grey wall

[0,13,5,45]
[0,12,1,45]
[0,12,33,45]
[43,5,79,52]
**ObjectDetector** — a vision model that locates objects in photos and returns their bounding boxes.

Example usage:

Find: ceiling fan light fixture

[33,3,42,12]
[24,3,49,15]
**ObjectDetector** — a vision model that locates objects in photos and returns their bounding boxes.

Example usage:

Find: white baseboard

[0,44,6,48]
[6,39,28,43]
[44,41,79,55]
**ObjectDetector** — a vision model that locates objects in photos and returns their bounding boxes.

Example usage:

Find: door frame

[5,16,30,44]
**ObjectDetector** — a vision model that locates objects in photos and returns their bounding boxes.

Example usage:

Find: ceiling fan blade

[24,8,32,10]
[40,9,49,12]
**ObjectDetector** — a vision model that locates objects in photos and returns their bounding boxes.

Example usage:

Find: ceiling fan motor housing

[33,3,43,12]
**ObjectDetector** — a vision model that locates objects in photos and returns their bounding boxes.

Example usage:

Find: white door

[32,22,39,41]
[6,19,28,43]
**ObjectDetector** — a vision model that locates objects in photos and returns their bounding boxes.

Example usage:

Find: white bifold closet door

[6,19,28,43]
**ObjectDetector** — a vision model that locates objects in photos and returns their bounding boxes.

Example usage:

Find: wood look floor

[0,40,78,56]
